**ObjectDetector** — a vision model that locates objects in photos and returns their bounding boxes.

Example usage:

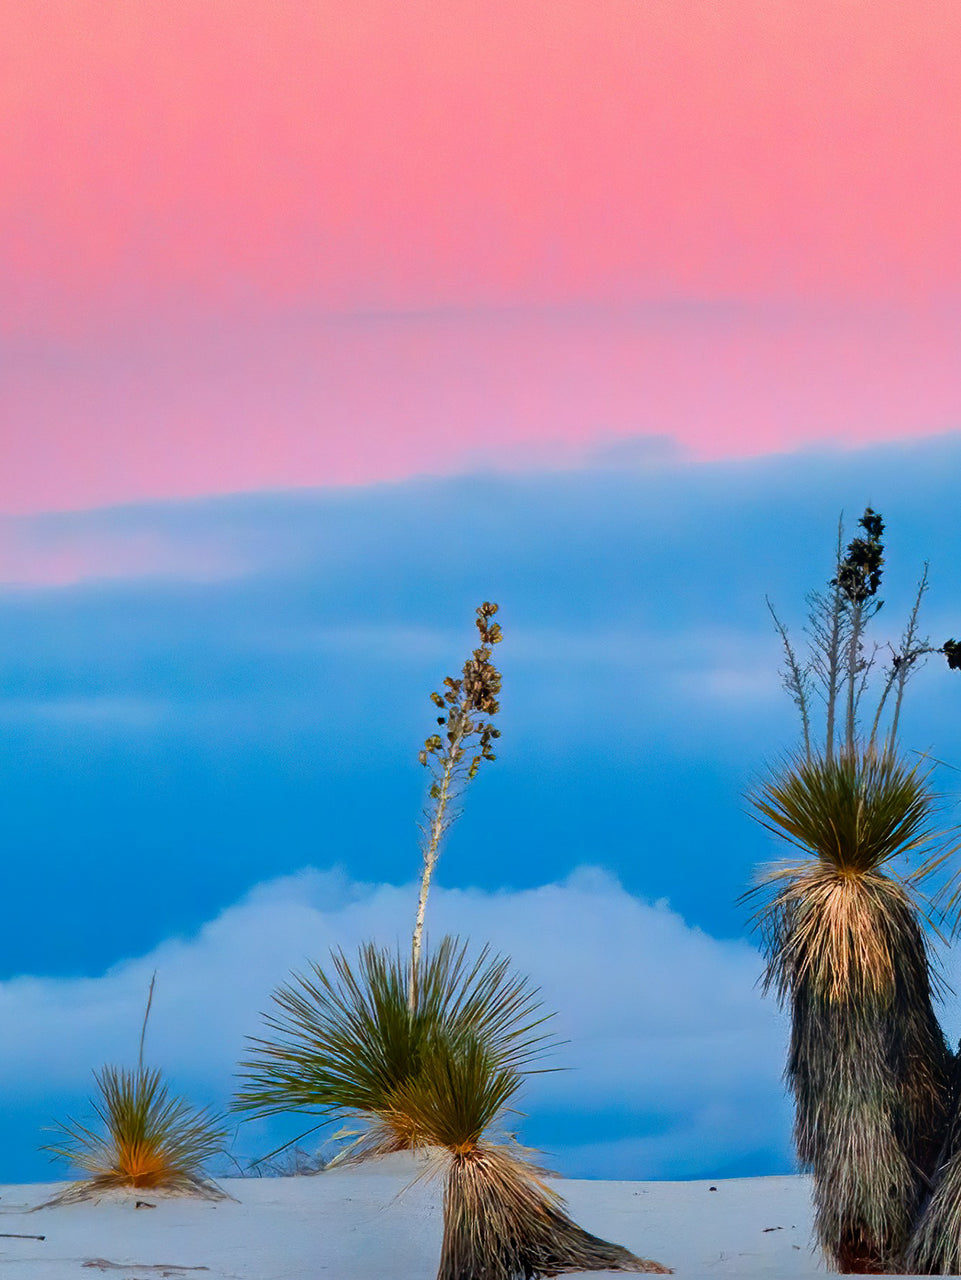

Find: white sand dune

[0,1154,842,1278]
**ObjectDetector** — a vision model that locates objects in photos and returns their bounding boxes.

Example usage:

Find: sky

[5,2,961,511]
[2,2,961,1184]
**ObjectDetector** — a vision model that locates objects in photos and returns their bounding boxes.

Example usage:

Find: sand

[0,1154,853,1278]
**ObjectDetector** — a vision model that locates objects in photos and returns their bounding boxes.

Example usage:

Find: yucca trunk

[787,895,952,1273]
[438,1145,669,1280]
[905,1054,961,1275]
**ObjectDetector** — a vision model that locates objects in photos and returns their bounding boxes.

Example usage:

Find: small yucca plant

[43,976,228,1203]
[44,1065,229,1201]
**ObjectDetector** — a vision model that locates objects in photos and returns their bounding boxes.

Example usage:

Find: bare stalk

[844,601,865,756]
[138,971,157,1071]
[767,597,811,761]
[866,647,898,754]
[887,566,930,752]
[831,507,884,755]
[824,519,845,763]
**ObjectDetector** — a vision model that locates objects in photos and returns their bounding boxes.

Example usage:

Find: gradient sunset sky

[5,1,961,516]
[2,3,961,1185]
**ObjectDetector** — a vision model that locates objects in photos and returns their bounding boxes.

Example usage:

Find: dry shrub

[43,1065,227,1203]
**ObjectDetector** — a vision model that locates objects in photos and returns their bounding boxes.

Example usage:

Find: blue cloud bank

[0,433,959,1182]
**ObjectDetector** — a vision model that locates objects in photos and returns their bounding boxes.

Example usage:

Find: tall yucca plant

[44,1066,229,1203]
[235,603,665,1275]
[752,752,953,1272]
[44,976,227,1204]
[752,508,960,1273]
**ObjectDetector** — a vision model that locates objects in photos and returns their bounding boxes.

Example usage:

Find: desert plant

[42,976,227,1202]
[751,752,954,1272]
[234,936,551,1157]
[43,1065,229,1202]
[236,606,512,1154]
[235,609,511,1162]
[236,938,667,1276]
[751,508,960,1273]
[235,602,665,1275]
[383,1033,669,1279]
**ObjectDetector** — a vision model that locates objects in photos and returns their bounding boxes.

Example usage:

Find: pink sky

[3,1,961,513]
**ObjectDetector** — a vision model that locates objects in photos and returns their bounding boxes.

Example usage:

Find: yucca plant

[235,602,666,1275]
[236,938,666,1276]
[234,936,551,1158]
[43,1065,229,1202]
[752,752,954,1272]
[43,977,227,1203]
[751,508,960,1273]
[236,604,512,1157]
[384,1033,669,1279]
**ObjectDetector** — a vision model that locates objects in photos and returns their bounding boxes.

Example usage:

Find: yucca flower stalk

[753,508,961,1273]
[412,601,502,1008]
[768,509,959,766]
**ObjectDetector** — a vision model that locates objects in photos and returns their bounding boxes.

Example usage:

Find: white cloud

[0,867,792,1179]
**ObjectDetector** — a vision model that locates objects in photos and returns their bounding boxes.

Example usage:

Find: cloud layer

[0,866,791,1184]
[1,443,960,980]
